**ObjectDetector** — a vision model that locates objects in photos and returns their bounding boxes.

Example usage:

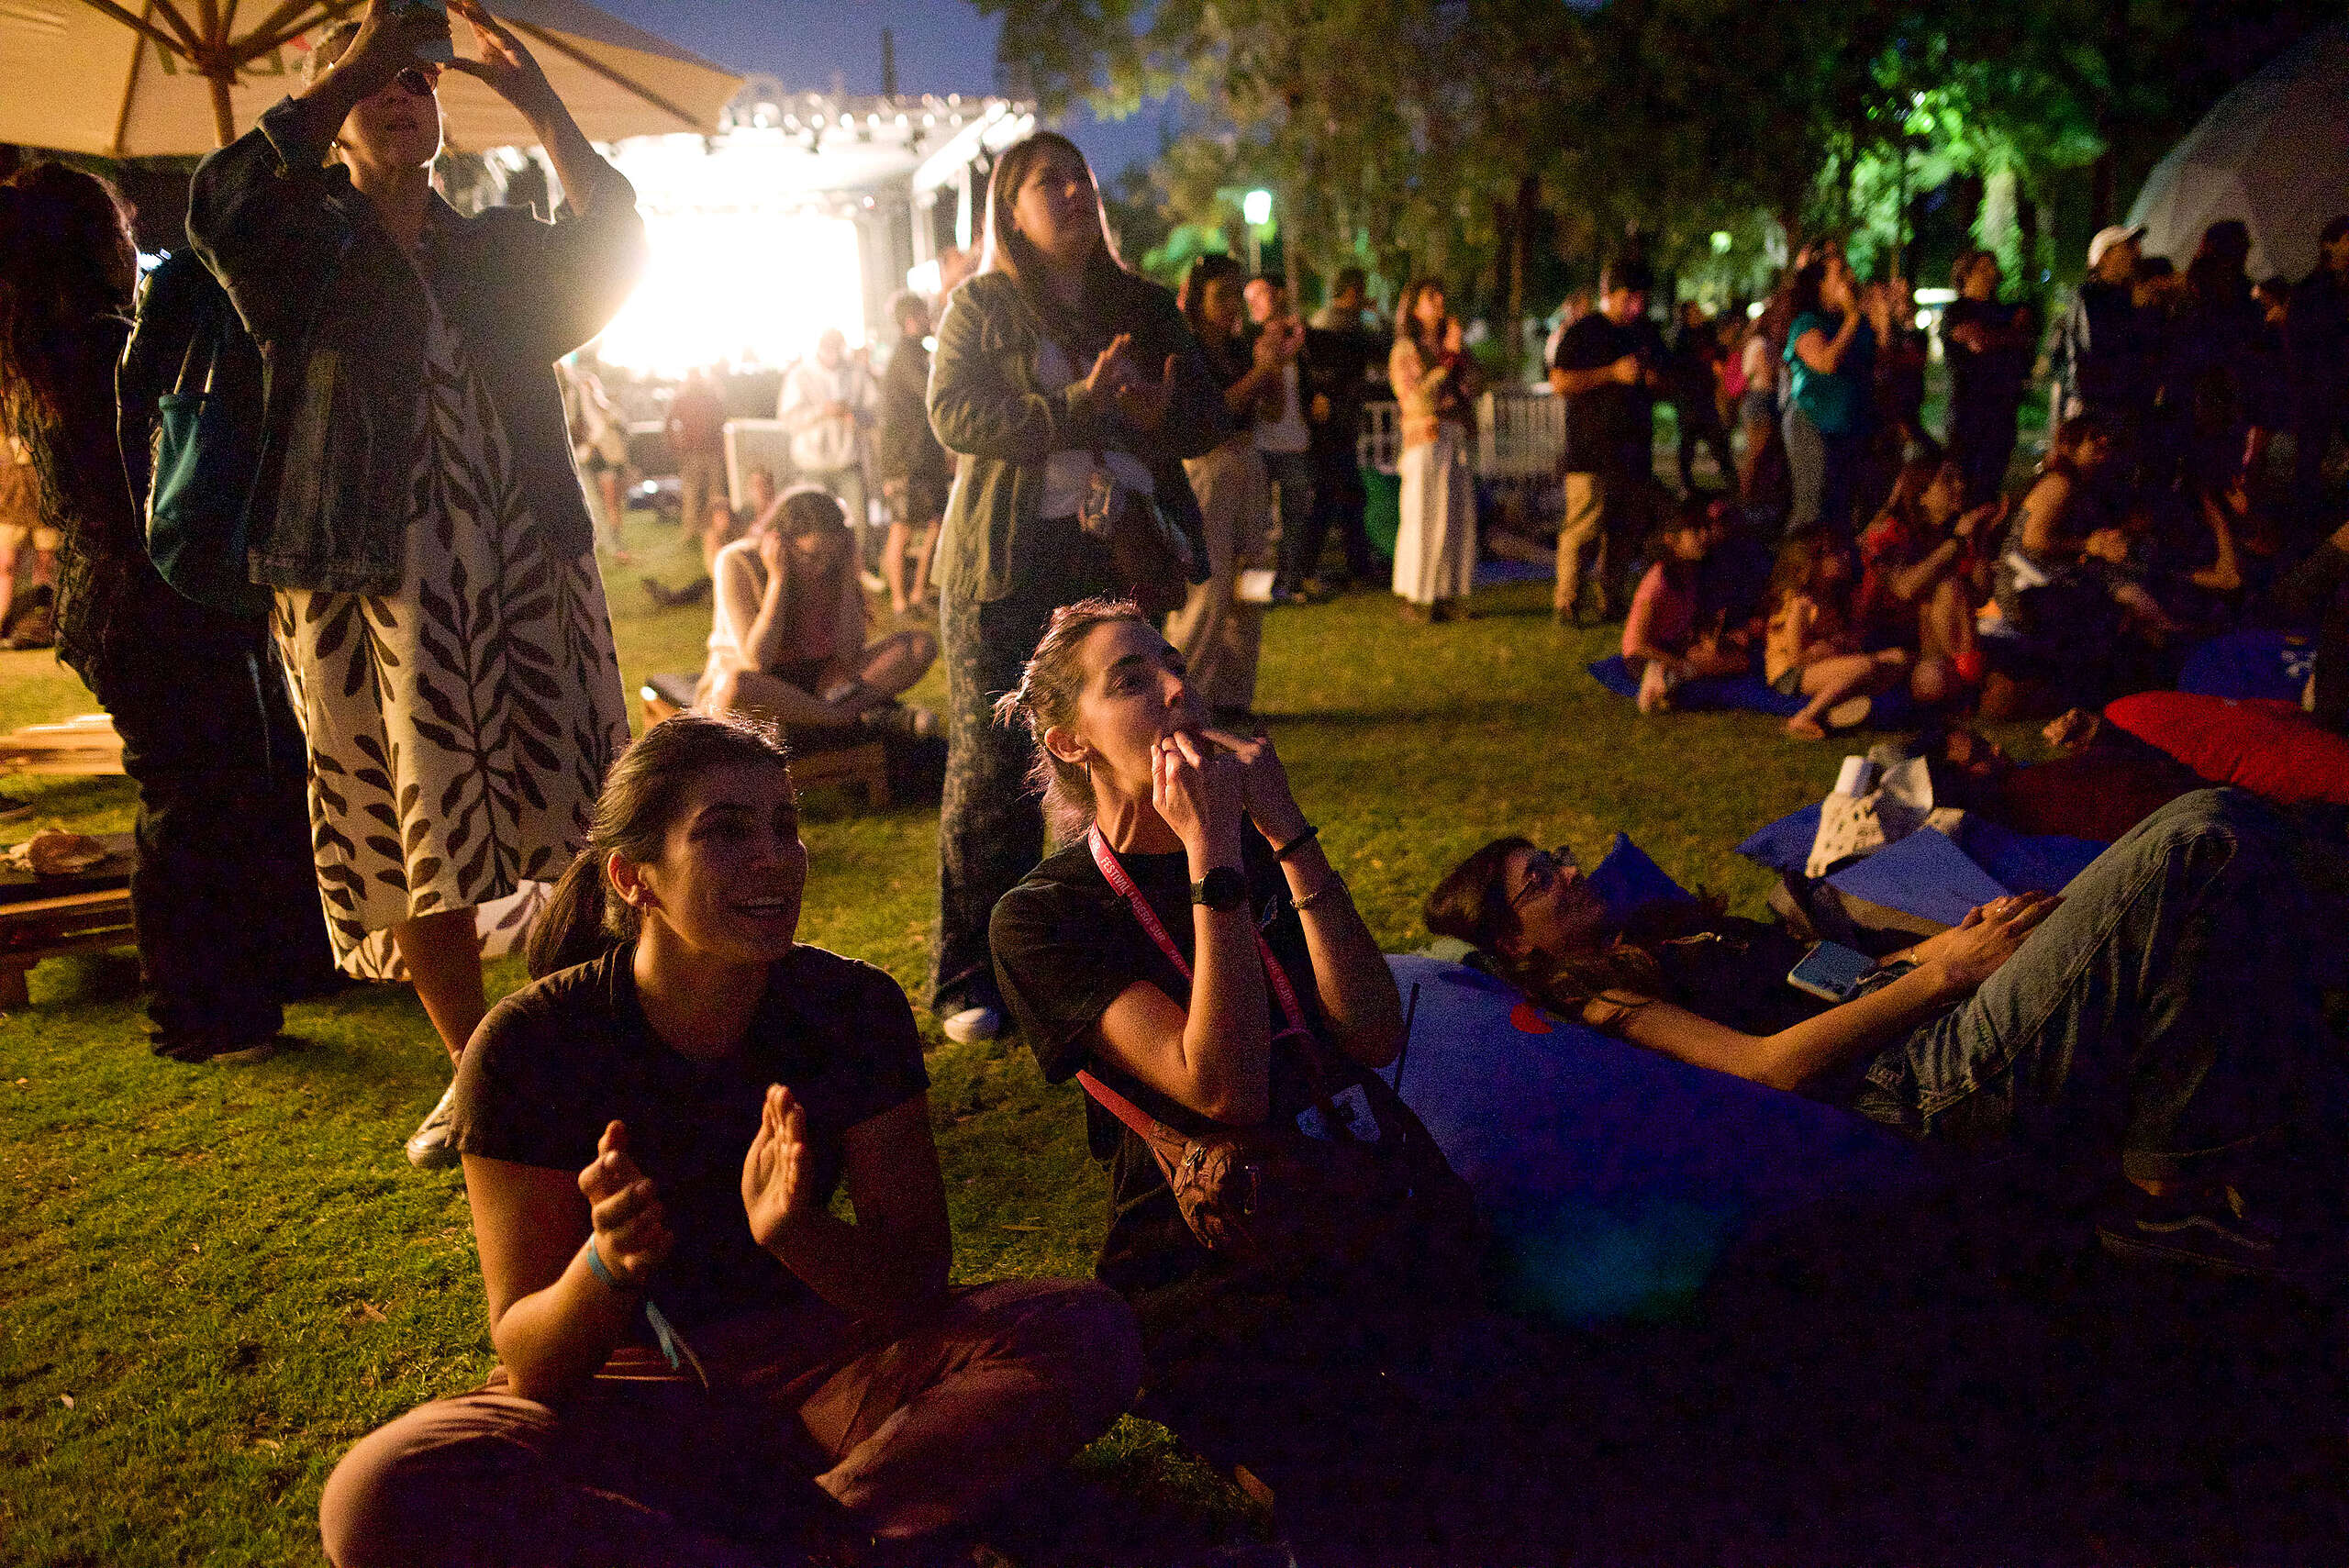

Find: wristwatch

[1191,866,1247,910]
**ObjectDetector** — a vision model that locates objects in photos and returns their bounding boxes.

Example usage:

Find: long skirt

[1394,424,1476,606]
[1165,441,1272,711]
[274,305,629,976]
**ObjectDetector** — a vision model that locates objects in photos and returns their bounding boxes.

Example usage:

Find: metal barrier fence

[1358,388,1564,480]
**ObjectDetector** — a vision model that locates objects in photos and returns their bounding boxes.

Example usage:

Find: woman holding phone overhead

[187,0,642,1165]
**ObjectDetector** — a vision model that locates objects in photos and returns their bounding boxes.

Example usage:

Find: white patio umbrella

[0,0,742,157]
[2126,22,2349,283]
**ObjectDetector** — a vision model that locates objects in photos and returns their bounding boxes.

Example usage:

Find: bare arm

[2016,473,2076,558]
[1794,313,1862,376]
[1887,537,1965,605]
[2188,498,2243,593]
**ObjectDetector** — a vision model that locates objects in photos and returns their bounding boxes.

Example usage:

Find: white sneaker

[941,1005,1002,1044]
[406,1079,462,1170]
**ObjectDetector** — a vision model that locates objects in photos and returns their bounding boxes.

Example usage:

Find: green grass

[0,506,2043,1565]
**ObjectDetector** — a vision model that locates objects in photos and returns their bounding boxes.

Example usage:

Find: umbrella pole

[206,70,236,147]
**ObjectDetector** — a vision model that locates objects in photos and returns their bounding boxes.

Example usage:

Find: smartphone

[1787,940,1876,1004]
[400,0,457,63]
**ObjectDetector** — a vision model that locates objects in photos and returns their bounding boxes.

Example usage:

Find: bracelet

[1270,823,1319,861]
[1292,878,1347,913]
[582,1237,629,1292]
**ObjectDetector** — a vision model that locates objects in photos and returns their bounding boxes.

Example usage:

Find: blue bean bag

[1587,655,1917,728]
[1736,803,2108,922]
[1382,952,1930,1324]
[2177,628,2317,704]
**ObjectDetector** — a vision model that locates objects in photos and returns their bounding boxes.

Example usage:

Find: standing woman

[188,0,643,1163]
[1389,278,1479,622]
[1782,254,1880,536]
[0,165,333,1062]
[1166,252,1285,721]
[925,130,1226,1044]
[1942,250,2034,506]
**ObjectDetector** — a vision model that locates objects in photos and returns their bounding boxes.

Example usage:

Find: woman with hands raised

[1426,787,2348,1281]
[318,715,1140,1568]
[186,0,644,1167]
[989,600,1584,1564]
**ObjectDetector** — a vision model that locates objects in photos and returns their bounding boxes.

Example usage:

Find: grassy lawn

[0,501,2195,1565]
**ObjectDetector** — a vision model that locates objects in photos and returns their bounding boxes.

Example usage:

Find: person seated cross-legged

[317,715,1139,1568]
[696,486,937,738]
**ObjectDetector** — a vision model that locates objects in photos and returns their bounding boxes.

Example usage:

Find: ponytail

[525,846,618,980]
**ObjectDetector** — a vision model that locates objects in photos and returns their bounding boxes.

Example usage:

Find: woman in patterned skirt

[188,0,643,1165]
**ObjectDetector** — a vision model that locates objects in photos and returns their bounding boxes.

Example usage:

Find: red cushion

[2104,692,2349,806]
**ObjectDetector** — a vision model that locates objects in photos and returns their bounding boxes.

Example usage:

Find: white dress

[1394,422,1476,606]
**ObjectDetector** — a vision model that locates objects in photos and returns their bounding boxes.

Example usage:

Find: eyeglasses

[1508,845,1579,911]
[390,65,440,98]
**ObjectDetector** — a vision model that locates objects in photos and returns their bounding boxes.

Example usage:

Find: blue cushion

[1588,654,1806,717]
[2177,628,2316,704]
[1583,832,1695,919]
[1825,827,2008,928]
[1738,802,2109,915]
[1382,954,1930,1323]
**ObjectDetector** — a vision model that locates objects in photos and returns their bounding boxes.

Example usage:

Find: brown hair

[1422,837,1728,1014]
[977,131,1132,318]
[1765,529,1854,616]
[1394,276,1449,356]
[0,163,136,436]
[992,595,1153,843]
[526,713,796,977]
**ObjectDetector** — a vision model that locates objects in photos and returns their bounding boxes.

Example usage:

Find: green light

[1710,230,1733,254]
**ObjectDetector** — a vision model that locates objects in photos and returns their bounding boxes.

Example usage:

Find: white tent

[2126,23,2349,283]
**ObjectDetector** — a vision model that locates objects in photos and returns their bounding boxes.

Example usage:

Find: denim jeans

[1783,405,1863,537]
[1260,448,1317,591]
[1851,790,2343,1190]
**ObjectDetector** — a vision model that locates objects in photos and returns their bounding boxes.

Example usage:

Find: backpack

[116,249,271,617]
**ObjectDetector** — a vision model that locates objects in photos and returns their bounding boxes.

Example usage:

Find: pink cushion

[2105,692,2349,806]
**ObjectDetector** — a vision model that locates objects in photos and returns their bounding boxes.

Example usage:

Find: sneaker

[2096,1184,2321,1283]
[941,1005,1002,1045]
[1636,661,1681,716]
[406,1079,462,1170]
[151,1029,281,1065]
[1823,694,1874,732]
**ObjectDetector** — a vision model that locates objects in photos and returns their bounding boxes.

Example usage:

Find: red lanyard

[1087,827,1309,1038]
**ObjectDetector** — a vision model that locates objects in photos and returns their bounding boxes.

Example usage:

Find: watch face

[1194,867,1247,908]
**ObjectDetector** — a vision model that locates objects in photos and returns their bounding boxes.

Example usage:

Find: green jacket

[928,269,1230,603]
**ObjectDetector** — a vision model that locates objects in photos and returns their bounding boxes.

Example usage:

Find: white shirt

[1254,360,1310,454]
[1031,338,1153,517]
[778,357,876,474]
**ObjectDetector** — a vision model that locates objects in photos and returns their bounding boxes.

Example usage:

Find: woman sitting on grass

[1425,789,2346,1281]
[696,485,938,736]
[1623,500,1756,713]
[988,597,1580,1564]
[1855,455,2003,701]
[319,713,1139,1568]
[1765,531,1914,738]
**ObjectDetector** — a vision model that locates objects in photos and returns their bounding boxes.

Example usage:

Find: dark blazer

[186,94,647,594]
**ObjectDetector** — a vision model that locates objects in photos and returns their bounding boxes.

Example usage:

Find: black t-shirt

[1943,296,2031,412]
[451,942,929,1336]
[990,828,1337,1299]
[1553,312,1656,474]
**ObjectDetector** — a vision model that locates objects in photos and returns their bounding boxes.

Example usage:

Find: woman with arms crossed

[319,715,1139,1567]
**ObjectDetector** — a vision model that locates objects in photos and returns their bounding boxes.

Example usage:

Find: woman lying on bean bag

[1425,792,2346,1282]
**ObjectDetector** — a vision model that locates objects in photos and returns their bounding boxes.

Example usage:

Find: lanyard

[1086,828,1309,1039]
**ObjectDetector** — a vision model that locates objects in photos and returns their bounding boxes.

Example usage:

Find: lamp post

[1242,187,1274,274]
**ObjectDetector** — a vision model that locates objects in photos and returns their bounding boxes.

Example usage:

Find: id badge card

[1297,1083,1382,1144]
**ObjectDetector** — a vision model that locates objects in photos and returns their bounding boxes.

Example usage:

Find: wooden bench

[639,677,890,808]
[0,713,126,777]
[0,884,136,1007]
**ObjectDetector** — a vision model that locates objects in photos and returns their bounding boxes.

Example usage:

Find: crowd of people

[2,0,2347,1559]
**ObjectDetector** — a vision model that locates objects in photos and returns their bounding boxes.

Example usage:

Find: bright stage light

[594,208,867,377]
[1242,188,1274,227]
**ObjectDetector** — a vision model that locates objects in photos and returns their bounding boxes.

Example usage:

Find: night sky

[594,0,1178,180]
